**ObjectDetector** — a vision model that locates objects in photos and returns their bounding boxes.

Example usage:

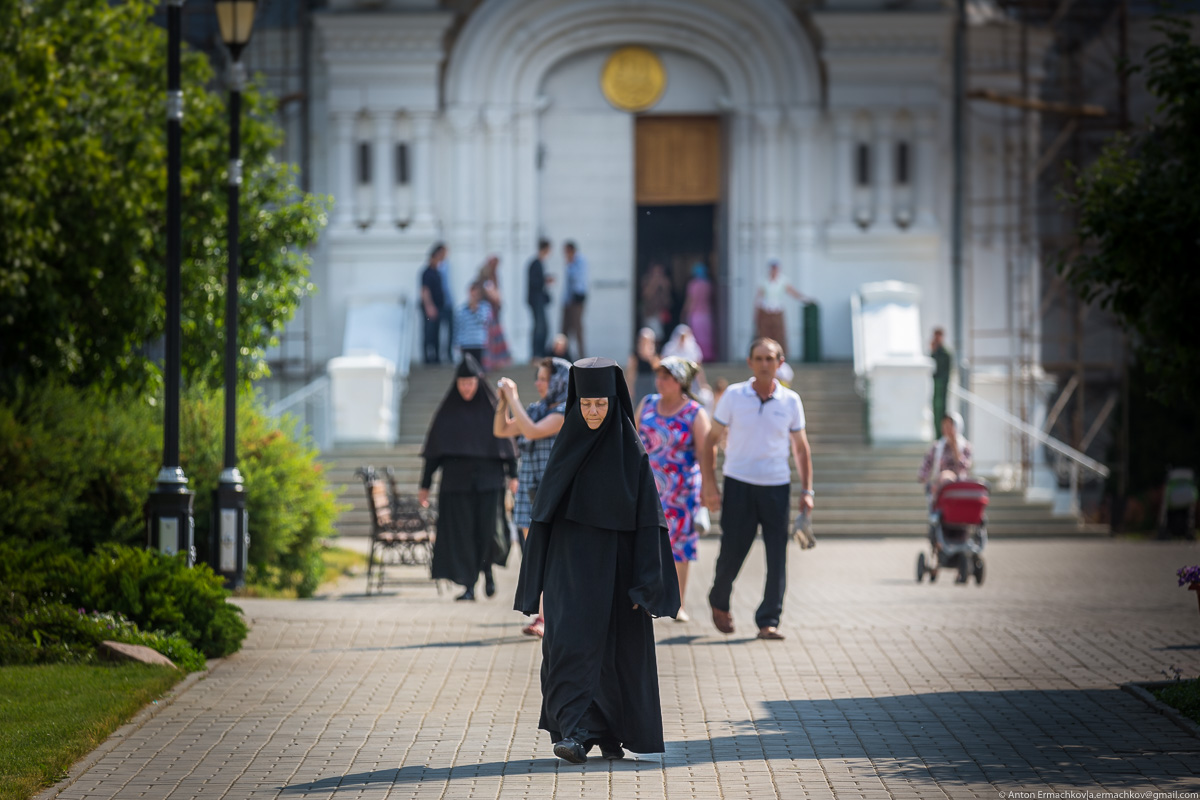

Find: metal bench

[355,466,436,595]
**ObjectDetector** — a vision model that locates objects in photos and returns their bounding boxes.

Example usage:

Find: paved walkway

[47,539,1200,800]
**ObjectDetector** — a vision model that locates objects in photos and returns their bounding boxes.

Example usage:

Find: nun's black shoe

[484,572,496,598]
[598,743,625,760]
[455,588,476,601]
[553,738,587,764]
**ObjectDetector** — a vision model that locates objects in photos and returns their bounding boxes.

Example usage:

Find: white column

[371,110,395,228]
[755,107,783,261]
[731,109,756,352]
[832,112,855,229]
[513,105,538,363]
[331,112,357,228]
[786,107,819,299]
[410,110,436,230]
[446,106,481,274]
[483,106,512,255]
[915,109,938,228]
[875,111,894,230]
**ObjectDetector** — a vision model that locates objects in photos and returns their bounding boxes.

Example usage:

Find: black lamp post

[147,0,195,565]
[211,0,258,588]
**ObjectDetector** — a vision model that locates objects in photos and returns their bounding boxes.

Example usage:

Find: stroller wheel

[955,557,969,584]
[973,555,985,585]
[917,552,927,582]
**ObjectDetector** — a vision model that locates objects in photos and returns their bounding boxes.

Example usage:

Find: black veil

[421,354,518,462]
[517,357,677,618]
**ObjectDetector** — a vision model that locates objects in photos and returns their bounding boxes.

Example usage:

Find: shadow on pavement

[309,635,532,653]
[280,690,1199,793]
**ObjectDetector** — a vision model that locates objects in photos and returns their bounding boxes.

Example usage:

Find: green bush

[0,382,155,553]
[0,541,246,660]
[181,391,343,597]
[0,382,344,595]
[0,596,206,672]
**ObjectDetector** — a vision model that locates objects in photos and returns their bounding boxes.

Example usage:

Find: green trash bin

[802,302,821,363]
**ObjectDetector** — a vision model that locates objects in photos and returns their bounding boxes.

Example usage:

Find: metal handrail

[849,291,868,398]
[267,374,330,419]
[949,382,1109,479]
[850,291,866,379]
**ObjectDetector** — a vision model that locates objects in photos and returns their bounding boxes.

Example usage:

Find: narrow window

[896,141,911,186]
[395,143,410,185]
[855,143,871,187]
[357,142,371,185]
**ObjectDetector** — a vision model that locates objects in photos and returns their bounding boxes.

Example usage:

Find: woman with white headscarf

[917,412,973,507]
[662,324,703,364]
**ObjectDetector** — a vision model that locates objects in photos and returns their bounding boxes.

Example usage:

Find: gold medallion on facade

[601,46,666,112]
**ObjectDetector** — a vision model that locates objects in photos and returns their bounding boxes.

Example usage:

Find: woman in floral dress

[635,356,711,622]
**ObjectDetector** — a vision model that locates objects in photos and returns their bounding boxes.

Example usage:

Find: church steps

[323,361,1107,539]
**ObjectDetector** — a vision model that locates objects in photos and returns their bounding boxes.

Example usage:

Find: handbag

[693,505,711,535]
[792,510,816,550]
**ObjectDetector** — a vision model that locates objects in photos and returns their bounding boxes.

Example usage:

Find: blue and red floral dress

[637,394,702,563]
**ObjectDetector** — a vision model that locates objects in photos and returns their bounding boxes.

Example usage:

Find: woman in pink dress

[681,263,715,362]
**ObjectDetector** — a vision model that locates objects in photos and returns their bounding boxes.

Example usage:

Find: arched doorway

[443,0,822,362]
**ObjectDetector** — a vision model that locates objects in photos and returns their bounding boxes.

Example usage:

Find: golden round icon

[601,46,666,112]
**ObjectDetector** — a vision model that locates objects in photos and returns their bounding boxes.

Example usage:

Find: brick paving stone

[37,539,1200,800]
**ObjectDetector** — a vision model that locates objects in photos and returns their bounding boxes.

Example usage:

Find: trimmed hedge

[0,381,343,595]
[0,541,244,666]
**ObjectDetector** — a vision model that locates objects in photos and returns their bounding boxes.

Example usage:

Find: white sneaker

[674,608,691,623]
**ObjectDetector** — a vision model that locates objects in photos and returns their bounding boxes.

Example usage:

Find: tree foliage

[0,0,328,394]
[1060,16,1200,406]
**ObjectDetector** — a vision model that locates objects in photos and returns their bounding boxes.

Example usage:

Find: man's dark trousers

[530,301,548,357]
[708,476,790,629]
[423,315,441,364]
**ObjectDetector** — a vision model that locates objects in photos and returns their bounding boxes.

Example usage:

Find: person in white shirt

[700,337,813,640]
[754,260,811,358]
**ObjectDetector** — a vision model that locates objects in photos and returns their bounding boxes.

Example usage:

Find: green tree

[0,0,328,394]
[1059,16,1200,406]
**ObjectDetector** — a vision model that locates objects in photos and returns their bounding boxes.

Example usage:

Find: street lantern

[147,0,195,567]
[211,0,258,588]
[215,0,258,60]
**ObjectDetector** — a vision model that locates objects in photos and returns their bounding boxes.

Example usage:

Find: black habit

[515,357,680,755]
[421,355,518,590]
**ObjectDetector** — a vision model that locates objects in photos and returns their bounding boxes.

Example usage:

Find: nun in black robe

[514,357,680,763]
[420,355,519,601]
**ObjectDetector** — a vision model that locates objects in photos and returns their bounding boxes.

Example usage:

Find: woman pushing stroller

[918,412,973,512]
[915,413,987,586]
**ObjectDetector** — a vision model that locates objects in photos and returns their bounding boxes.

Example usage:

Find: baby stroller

[917,479,989,585]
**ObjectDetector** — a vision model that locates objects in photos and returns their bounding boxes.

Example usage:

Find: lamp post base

[212,468,248,589]
[147,467,195,565]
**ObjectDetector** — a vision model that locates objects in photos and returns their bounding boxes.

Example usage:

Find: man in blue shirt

[561,240,588,358]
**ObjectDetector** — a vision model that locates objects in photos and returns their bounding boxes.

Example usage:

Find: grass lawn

[319,544,368,586]
[1152,678,1200,726]
[235,544,367,598]
[0,663,183,800]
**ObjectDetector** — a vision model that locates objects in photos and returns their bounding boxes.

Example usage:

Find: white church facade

[260,0,1080,481]
[304,0,1035,361]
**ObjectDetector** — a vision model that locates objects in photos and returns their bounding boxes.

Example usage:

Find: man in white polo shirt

[701,337,813,640]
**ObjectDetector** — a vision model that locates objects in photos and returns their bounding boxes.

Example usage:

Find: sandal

[522,615,545,637]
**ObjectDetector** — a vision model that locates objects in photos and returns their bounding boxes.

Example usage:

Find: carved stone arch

[444,0,821,109]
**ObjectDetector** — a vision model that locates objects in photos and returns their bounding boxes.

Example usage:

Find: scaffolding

[966,0,1131,515]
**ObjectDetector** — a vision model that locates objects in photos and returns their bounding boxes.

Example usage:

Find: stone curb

[1121,680,1200,739]
[33,657,227,800]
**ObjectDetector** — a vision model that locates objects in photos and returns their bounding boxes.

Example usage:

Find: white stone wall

[297,0,1058,465]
